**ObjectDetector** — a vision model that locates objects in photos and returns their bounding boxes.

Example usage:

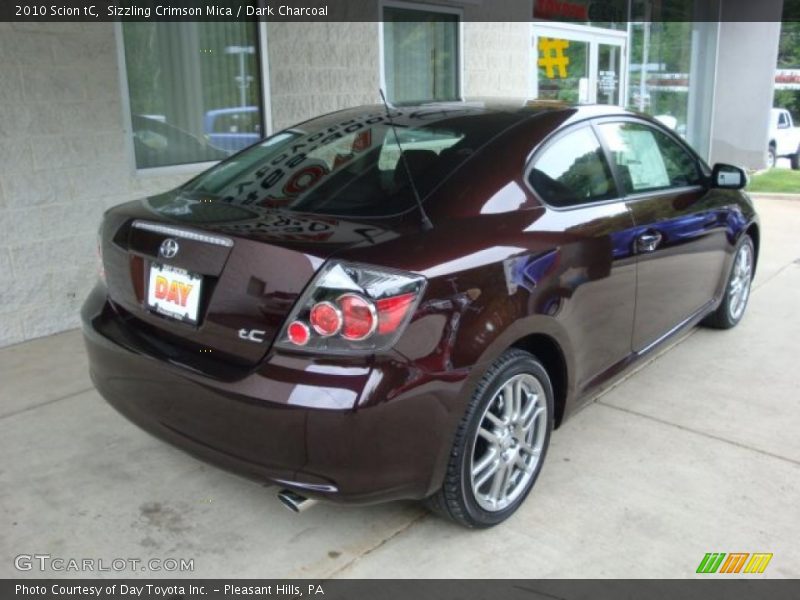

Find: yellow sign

[538,37,570,79]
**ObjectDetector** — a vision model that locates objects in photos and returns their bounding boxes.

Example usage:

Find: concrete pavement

[1,195,798,578]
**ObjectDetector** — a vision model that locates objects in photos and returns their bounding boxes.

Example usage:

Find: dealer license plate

[146,263,203,324]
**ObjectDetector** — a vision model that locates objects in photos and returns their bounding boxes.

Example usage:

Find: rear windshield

[183,107,517,217]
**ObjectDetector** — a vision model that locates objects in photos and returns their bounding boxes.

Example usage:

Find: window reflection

[529,127,617,207]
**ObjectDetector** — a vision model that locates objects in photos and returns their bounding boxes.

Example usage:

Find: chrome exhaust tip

[277,489,318,513]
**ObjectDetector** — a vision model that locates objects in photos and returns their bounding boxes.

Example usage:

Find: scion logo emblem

[159,238,180,259]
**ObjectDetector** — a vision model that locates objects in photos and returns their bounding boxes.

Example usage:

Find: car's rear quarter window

[528,126,617,208]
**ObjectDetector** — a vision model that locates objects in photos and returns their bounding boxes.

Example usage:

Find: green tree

[774,16,800,121]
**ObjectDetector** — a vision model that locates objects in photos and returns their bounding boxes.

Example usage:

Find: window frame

[378,0,464,105]
[114,21,273,177]
[524,115,710,211]
[592,116,709,200]
[523,120,623,211]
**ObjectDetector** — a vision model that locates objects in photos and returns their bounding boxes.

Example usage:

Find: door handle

[636,231,662,253]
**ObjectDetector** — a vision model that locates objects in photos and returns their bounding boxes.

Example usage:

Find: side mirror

[711,163,748,190]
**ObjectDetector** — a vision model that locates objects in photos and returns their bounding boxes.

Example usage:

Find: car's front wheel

[703,235,755,329]
[425,349,553,528]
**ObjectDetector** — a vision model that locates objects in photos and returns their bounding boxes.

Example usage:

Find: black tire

[791,148,799,170]
[703,235,755,330]
[424,349,554,528]
[767,144,776,169]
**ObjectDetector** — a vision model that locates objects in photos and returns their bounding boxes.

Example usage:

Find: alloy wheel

[469,373,548,512]
[728,242,753,321]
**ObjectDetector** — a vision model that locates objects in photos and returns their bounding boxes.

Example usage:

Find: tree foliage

[775,16,800,121]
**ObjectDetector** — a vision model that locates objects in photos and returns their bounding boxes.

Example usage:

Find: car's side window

[528,126,617,208]
[598,122,702,194]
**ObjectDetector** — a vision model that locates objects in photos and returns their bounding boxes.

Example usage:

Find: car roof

[417,98,638,118]
[401,97,637,114]
[314,98,645,131]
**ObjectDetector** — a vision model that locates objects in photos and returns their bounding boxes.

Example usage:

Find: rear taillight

[287,321,310,346]
[338,293,376,340]
[309,301,342,337]
[276,261,426,354]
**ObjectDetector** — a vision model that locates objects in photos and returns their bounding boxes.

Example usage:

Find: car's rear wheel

[703,235,754,329]
[791,146,799,170]
[425,349,553,528]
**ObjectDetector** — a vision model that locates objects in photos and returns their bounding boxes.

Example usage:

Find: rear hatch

[100,194,399,368]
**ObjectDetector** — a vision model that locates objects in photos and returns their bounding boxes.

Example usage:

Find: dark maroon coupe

[83,101,758,527]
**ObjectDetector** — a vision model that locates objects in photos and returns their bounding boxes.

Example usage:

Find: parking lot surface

[1,195,798,578]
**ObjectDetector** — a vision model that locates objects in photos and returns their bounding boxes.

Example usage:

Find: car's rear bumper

[82,284,466,504]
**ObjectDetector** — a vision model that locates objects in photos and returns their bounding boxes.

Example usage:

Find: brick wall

[0,23,191,347]
[267,22,380,131]
[464,22,531,98]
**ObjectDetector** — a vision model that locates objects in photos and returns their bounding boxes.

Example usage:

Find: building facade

[0,0,786,346]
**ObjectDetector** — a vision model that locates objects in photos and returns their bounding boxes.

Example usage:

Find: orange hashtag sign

[538,37,570,79]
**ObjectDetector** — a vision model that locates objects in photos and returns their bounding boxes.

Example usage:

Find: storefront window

[537,38,590,103]
[775,21,800,123]
[532,1,714,159]
[533,27,625,107]
[597,44,622,105]
[627,21,693,138]
[121,23,264,170]
[383,7,460,104]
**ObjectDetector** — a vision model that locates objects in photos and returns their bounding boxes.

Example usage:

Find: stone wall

[266,22,380,130]
[0,23,191,347]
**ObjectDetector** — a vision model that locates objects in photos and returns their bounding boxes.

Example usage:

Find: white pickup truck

[767,108,800,169]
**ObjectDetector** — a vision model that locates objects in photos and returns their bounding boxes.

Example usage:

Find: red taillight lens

[276,261,426,354]
[287,321,310,346]
[376,292,417,334]
[309,301,342,337]
[339,294,376,341]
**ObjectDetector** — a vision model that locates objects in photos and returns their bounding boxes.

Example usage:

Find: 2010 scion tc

[83,100,758,527]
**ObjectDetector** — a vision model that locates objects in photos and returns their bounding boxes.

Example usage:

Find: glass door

[596,43,622,105]
[532,24,627,106]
